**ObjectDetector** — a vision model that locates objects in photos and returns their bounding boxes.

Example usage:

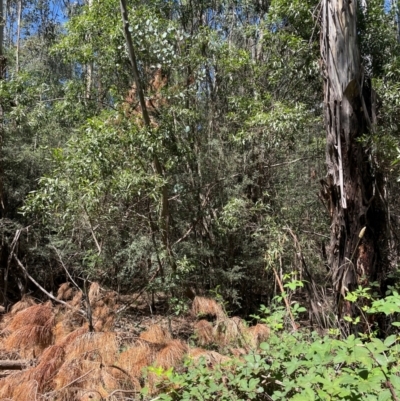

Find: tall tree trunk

[119,0,175,276]
[0,0,5,215]
[15,0,21,74]
[85,0,93,103]
[320,0,389,321]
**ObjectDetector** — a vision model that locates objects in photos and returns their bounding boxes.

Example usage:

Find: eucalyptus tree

[318,0,400,326]
[21,0,325,312]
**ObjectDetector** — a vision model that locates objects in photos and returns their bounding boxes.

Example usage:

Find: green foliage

[156,299,400,401]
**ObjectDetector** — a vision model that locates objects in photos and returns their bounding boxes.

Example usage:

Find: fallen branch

[12,253,86,317]
[0,360,31,370]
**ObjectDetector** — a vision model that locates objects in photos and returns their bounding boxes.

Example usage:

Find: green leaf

[384,335,397,347]
[378,390,392,401]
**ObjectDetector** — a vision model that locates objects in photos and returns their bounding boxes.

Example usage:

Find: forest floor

[0,282,270,400]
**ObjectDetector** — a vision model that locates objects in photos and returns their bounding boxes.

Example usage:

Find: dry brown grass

[53,358,130,400]
[7,302,53,331]
[8,296,37,315]
[140,324,172,344]
[57,282,75,301]
[118,342,154,380]
[65,331,118,365]
[56,325,88,348]
[0,372,27,399]
[192,296,226,319]
[52,357,84,391]
[246,323,270,348]
[213,317,246,346]
[0,280,272,401]
[188,348,230,366]
[69,290,83,308]
[194,319,214,346]
[4,303,55,357]
[10,379,38,401]
[154,340,188,370]
[27,345,66,391]
[88,282,101,302]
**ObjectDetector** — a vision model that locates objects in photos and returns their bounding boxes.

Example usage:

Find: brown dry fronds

[188,348,230,366]
[57,282,75,301]
[56,324,88,348]
[53,358,85,390]
[65,331,118,365]
[0,379,13,399]
[53,320,71,344]
[11,380,38,401]
[93,304,110,321]
[154,340,188,369]
[229,347,247,357]
[69,291,83,307]
[8,296,37,316]
[54,359,127,400]
[194,319,214,346]
[3,305,54,356]
[213,317,246,346]
[192,296,226,319]
[7,303,54,331]
[246,324,270,348]
[103,315,115,331]
[88,282,100,302]
[139,324,172,344]
[118,343,154,379]
[27,345,66,391]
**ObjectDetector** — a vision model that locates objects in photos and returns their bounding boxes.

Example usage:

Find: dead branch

[12,253,86,317]
[0,360,31,370]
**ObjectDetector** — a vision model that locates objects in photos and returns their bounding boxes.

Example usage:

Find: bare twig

[12,253,86,317]
[106,389,138,399]
[0,360,31,370]
[271,266,297,331]
[51,245,80,291]
[46,369,95,394]
[268,157,314,168]
[83,279,94,332]
[4,228,23,307]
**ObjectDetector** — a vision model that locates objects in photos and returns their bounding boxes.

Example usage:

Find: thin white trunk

[85,0,93,102]
[15,0,22,74]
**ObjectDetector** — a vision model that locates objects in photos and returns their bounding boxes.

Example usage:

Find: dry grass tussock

[52,358,129,401]
[188,348,230,365]
[4,303,55,357]
[118,342,155,381]
[192,296,226,319]
[246,323,270,348]
[140,324,172,344]
[26,345,66,391]
[213,316,247,346]
[0,282,271,400]
[154,339,188,369]
[8,296,36,315]
[194,319,213,346]
[65,331,118,365]
[8,379,38,401]
[57,282,75,301]
[6,302,53,332]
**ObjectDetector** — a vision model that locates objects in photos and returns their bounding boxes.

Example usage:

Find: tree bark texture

[320,0,388,317]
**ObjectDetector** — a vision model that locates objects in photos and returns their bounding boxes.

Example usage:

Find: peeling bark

[320,0,389,320]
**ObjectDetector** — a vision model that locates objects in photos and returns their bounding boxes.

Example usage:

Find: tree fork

[320,0,389,321]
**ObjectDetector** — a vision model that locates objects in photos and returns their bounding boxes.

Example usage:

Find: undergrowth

[1,283,400,400]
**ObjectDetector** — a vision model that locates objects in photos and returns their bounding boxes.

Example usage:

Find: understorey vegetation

[1,0,400,399]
